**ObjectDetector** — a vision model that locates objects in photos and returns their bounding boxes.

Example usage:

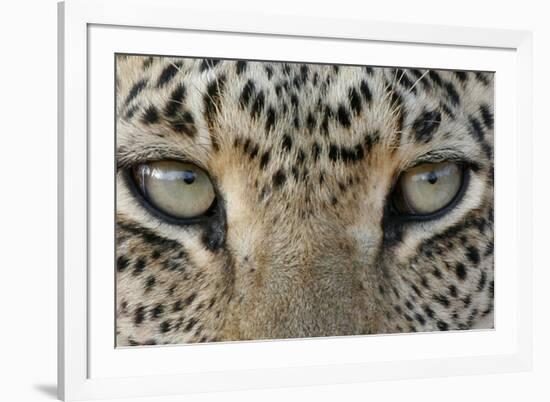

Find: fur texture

[115,55,494,345]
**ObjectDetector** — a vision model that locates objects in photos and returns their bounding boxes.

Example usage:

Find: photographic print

[115,55,494,346]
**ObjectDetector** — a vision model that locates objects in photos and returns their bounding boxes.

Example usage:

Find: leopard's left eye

[392,161,465,217]
[132,161,216,220]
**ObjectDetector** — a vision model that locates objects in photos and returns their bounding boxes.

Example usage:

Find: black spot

[133,258,146,276]
[259,151,271,170]
[455,262,467,280]
[423,305,435,319]
[479,104,494,129]
[454,71,468,83]
[312,142,321,161]
[251,91,265,118]
[411,284,422,297]
[409,69,431,90]
[433,294,450,308]
[173,300,183,312]
[185,318,197,332]
[290,93,299,110]
[475,72,490,86]
[437,320,449,331]
[328,144,340,162]
[449,285,458,298]
[265,107,276,132]
[141,106,159,124]
[432,268,442,279]
[124,105,139,120]
[409,69,423,79]
[157,62,182,87]
[300,65,309,82]
[240,80,256,107]
[297,149,306,164]
[236,60,247,75]
[248,144,259,160]
[420,277,430,289]
[125,79,148,106]
[264,65,274,79]
[359,80,372,103]
[282,64,291,75]
[164,83,186,117]
[203,75,227,145]
[160,320,171,333]
[200,58,220,71]
[396,69,415,93]
[444,81,460,106]
[242,138,251,154]
[293,116,300,129]
[348,87,362,114]
[306,112,316,132]
[145,275,156,291]
[170,110,196,137]
[428,70,442,87]
[466,246,481,265]
[151,304,164,319]
[142,57,154,70]
[389,91,404,133]
[336,105,351,127]
[477,271,487,291]
[281,135,293,152]
[134,306,145,325]
[439,102,455,119]
[320,106,333,136]
[117,256,129,272]
[184,293,197,306]
[485,241,494,256]
[291,166,299,180]
[415,313,426,325]
[412,110,441,143]
[354,144,364,161]
[272,169,286,188]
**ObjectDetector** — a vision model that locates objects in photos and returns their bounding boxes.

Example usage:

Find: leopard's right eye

[391,161,465,217]
[132,161,216,220]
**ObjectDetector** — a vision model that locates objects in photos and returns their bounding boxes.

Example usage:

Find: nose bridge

[223,211,378,340]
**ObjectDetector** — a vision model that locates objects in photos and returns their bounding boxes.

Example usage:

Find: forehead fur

[115,54,495,345]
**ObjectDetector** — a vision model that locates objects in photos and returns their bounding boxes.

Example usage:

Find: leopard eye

[392,161,464,216]
[132,161,215,220]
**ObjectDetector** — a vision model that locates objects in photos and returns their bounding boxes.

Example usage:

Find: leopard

[115,54,494,346]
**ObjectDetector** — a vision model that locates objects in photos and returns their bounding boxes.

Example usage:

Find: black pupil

[182,170,196,184]
[427,171,438,184]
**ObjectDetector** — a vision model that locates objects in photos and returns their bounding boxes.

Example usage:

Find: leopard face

[115,55,494,346]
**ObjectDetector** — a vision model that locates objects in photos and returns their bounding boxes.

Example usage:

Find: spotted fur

[115,55,494,345]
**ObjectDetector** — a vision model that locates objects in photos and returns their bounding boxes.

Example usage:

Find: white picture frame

[58,0,533,400]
